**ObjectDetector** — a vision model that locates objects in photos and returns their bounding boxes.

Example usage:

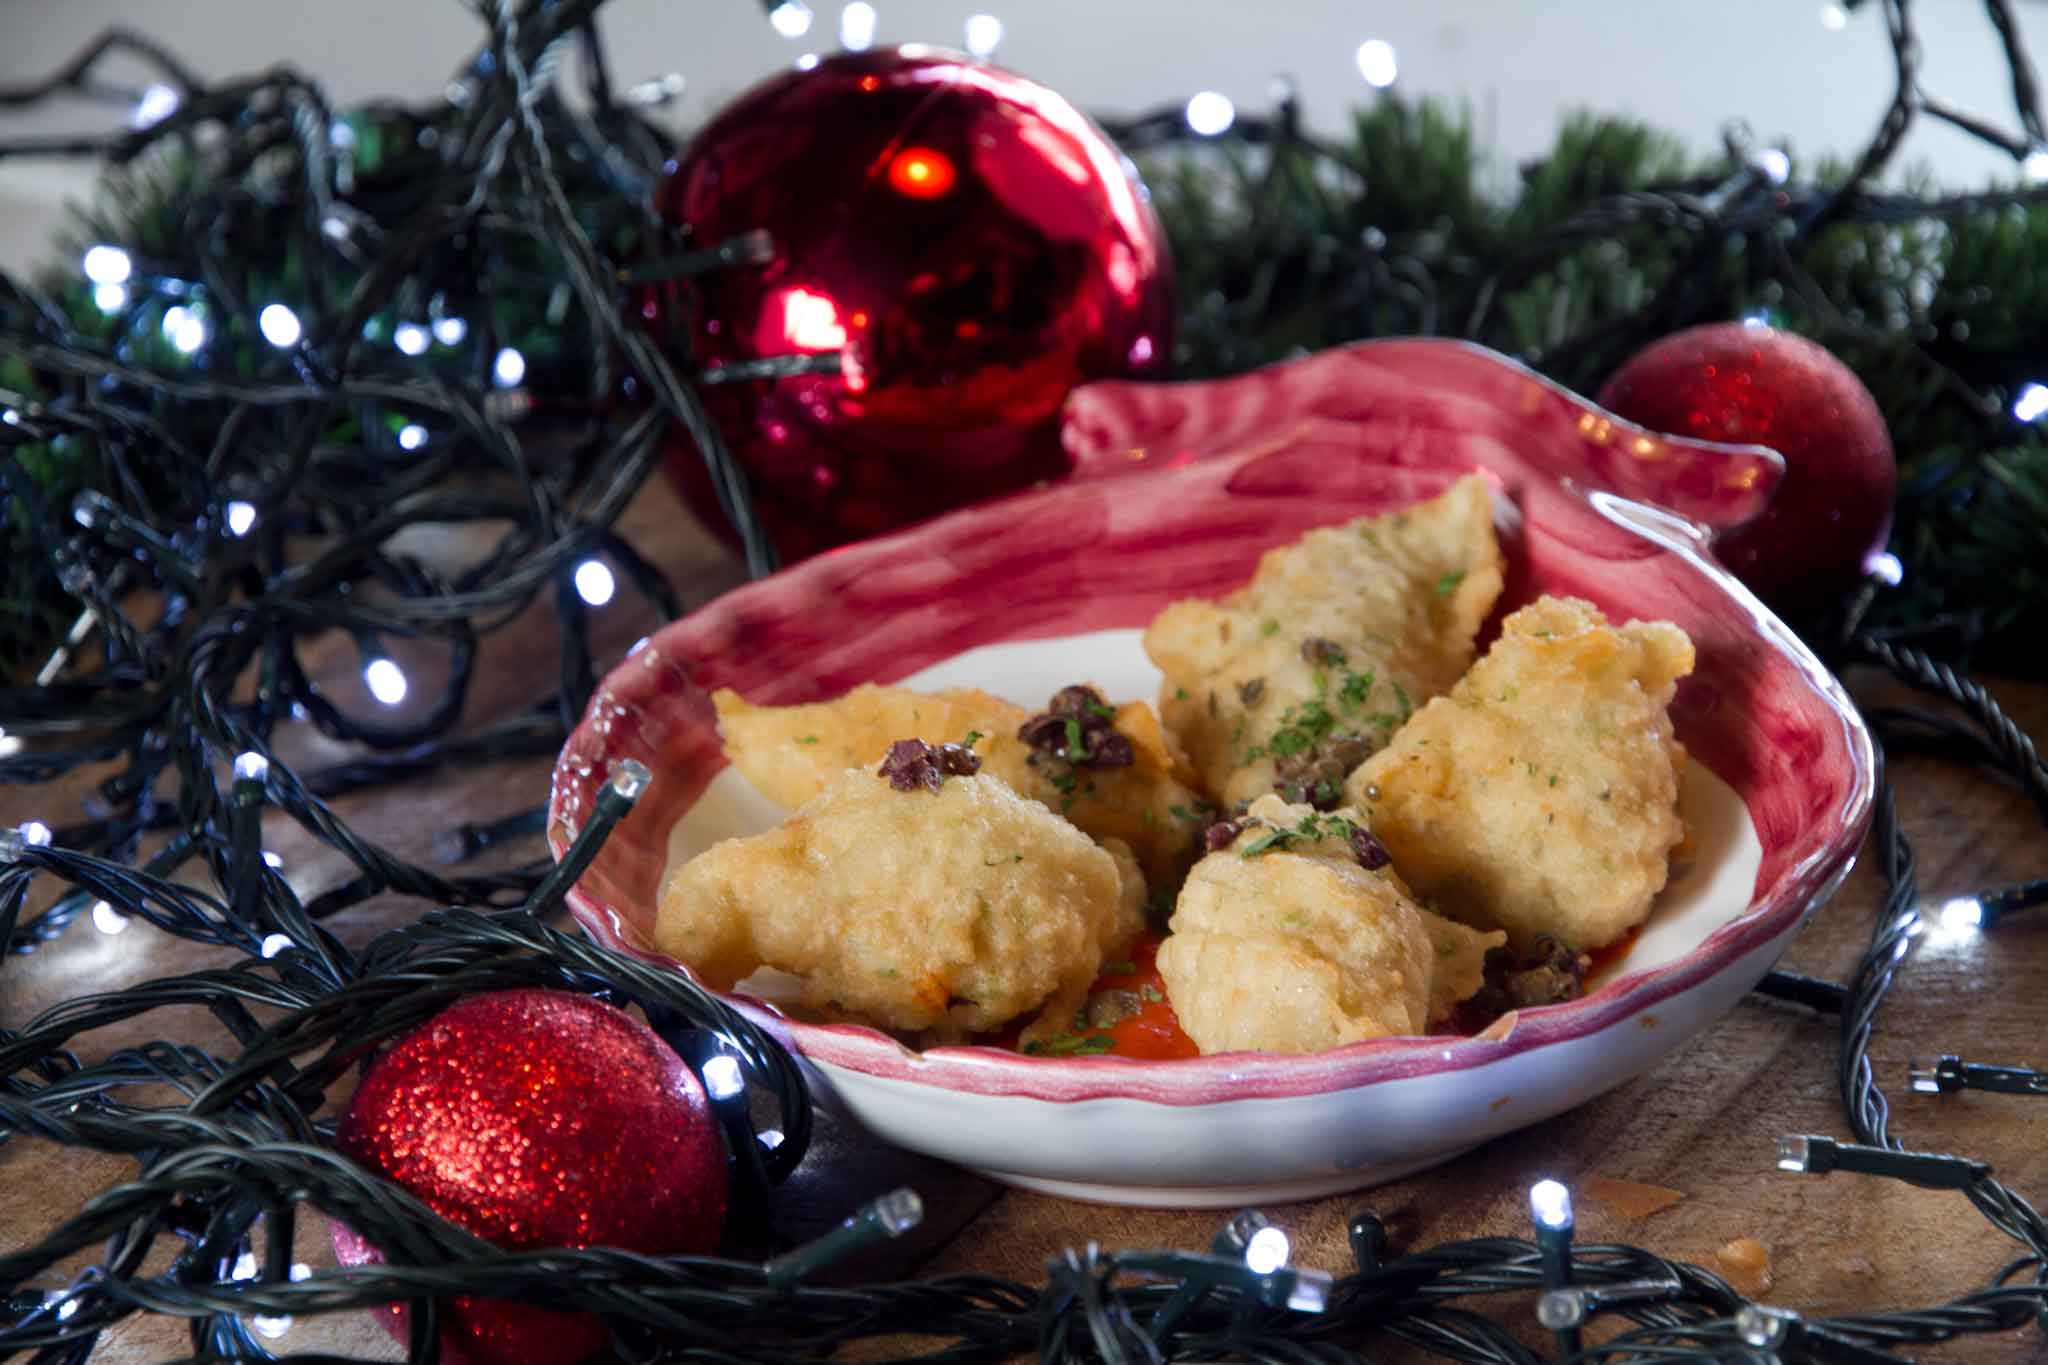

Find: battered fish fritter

[712,683,1208,885]
[1342,596,1694,951]
[1144,475,1504,809]
[1155,796,1502,1055]
[656,765,1141,1039]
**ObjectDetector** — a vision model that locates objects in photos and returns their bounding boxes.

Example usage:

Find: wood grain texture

[3,479,2044,1361]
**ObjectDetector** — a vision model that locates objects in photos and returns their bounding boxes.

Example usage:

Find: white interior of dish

[664,627,1763,1006]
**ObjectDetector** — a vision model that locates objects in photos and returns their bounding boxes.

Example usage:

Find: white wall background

[4,0,2046,272]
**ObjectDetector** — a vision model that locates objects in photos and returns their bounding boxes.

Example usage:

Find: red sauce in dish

[1088,935,1200,1060]
[991,934,1200,1059]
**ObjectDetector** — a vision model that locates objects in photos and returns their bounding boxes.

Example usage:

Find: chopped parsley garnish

[1174,686,1189,700]
[1338,669,1374,711]
[1249,697,1337,760]
[1435,569,1467,596]
[1238,825,1299,857]
[797,735,819,744]
[962,729,984,748]
[1237,810,1390,869]
[1140,984,1164,1004]
[1239,810,1357,858]
[1260,619,1280,637]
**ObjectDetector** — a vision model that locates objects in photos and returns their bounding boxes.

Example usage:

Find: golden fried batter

[1155,796,1502,1054]
[1342,596,1694,951]
[712,683,1207,884]
[1014,835,1151,1053]
[656,769,1137,1038]
[1097,836,1151,957]
[711,684,1009,808]
[1144,475,1505,809]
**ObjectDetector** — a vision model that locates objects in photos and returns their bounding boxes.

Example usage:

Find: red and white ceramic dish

[550,339,1876,1207]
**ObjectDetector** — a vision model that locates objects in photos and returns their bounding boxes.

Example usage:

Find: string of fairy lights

[2,0,2047,1360]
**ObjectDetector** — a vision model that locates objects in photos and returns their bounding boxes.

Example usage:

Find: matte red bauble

[331,990,727,1365]
[646,46,1175,561]
[1596,322,1896,611]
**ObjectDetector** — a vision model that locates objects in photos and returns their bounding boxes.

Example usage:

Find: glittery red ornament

[1597,322,1896,611]
[331,990,727,1365]
[644,46,1175,562]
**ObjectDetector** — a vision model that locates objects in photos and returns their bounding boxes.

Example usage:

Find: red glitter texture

[642,46,1175,562]
[1597,322,1896,611]
[332,989,727,1365]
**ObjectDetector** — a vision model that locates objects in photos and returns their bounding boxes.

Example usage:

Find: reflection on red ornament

[779,288,847,351]
[888,146,956,198]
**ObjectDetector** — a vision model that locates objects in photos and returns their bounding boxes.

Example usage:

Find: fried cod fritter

[1155,796,1503,1055]
[710,684,1009,809]
[656,763,1140,1039]
[711,682,1208,885]
[1342,595,1695,952]
[1143,475,1505,809]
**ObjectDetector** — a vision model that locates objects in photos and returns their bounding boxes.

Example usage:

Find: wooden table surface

[5,476,2046,1362]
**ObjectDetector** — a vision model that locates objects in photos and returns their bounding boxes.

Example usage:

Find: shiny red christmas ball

[1596,322,1896,611]
[645,46,1175,562]
[331,990,727,1365]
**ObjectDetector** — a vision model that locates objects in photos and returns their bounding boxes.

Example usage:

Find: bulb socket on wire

[0,821,54,862]
[525,758,650,919]
[1908,1054,2046,1097]
[1737,1304,1910,1363]
[678,1032,774,1237]
[1347,1209,1388,1271]
[1776,1135,1991,1189]
[763,1188,922,1288]
[1528,1180,1579,1357]
[1535,1276,1682,1332]
[1930,878,2047,936]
